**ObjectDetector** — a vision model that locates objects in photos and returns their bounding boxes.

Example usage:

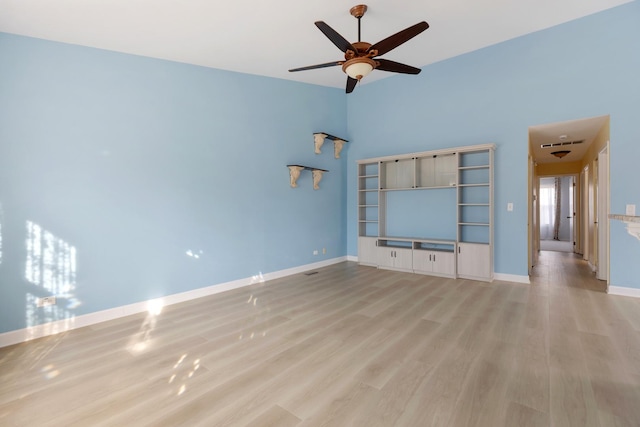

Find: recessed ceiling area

[529,115,609,164]
[0,0,633,89]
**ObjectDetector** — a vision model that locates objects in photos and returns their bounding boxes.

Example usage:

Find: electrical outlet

[37,296,56,307]
[313,250,318,255]
[507,203,513,212]
[626,204,636,216]
[322,248,326,254]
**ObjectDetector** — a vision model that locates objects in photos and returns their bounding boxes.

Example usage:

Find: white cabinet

[457,149,493,281]
[378,246,413,272]
[358,237,379,267]
[416,154,457,188]
[357,162,380,238]
[457,243,491,280]
[381,159,414,190]
[413,249,456,278]
[356,144,494,282]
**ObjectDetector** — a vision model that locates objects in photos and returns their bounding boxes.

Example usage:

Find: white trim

[0,256,348,349]
[346,255,358,262]
[493,273,531,284]
[608,286,640,298]
[356,143,496,164]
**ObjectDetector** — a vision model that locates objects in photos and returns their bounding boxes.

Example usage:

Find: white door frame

[528,156,536,274]
[582,166,590,262]
[597,143,610,284]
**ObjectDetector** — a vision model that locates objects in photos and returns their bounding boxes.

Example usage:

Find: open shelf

[357,143,494,281]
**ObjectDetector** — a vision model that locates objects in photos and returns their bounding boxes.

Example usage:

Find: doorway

[527,115,610,285]
[538,175,575,253]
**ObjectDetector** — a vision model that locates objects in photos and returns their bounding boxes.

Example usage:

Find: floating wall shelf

[313,133,349,158]
[287,165,328,190]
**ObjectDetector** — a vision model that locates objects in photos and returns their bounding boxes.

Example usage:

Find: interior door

[568,176,575,251]
[582,166,589,262]
[597,144,609,283]
[528,156,537,273]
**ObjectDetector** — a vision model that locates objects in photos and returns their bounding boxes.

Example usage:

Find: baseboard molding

[0,256,349,349]
[492,273,531,284]
[346,255,358,262]
[608,285,640,298]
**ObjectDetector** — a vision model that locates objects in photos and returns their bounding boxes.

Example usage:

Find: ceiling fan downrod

[350,4,368,42]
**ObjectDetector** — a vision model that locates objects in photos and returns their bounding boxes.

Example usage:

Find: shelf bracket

[313,133,327,154]
[333,139,347,159]
[313,132,349,158]
[287,165,329,190]
[312,169,325,190]
[287,165,304,188]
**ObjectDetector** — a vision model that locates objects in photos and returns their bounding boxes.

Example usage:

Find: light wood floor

[2,252,640,426]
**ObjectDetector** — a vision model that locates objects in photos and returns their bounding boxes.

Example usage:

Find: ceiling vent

[540,140,584,148]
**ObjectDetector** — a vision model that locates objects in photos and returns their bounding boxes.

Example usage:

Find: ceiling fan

[289,4,429,93]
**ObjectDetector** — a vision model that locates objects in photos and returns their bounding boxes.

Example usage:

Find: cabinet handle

[433,254,436,262]
[429,254,431,261]
[458,247,461,253]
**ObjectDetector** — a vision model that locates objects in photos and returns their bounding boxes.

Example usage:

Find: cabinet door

[412,250,433,274]
[457,243,490,280]
[383,159,414,189]
[377,247,396,269]
[431,251,455,277]
[358,237,378,266]
[394,248,414,271]
[434,154,457,187]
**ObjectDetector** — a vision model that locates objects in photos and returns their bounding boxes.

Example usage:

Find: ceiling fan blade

[368,21,429,57]
[346,76,358,93]
[376,59,422,75]
[289,61,343,72]
[315,21,357,53]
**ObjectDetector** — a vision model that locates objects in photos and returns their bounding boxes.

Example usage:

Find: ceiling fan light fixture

[342,57,376,80]
[551,150,571,159]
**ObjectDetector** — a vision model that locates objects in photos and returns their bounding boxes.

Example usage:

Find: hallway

[531,249,606,292]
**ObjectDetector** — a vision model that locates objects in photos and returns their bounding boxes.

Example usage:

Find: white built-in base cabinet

[358,237,458,279]
[457,242,491,281]
[413,249,456,278]
[377,246,413,272]
[358,237,379,267]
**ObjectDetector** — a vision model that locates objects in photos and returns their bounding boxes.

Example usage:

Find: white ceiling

[529,115,609,164]
[0,0,632,90]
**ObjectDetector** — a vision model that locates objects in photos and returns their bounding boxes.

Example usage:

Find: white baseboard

[608,285,640,298]
[0,256,348,349]
[346,255,358,262]
[492,273,531,284]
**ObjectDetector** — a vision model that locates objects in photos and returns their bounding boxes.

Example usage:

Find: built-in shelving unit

[356,144,494,281]
[457,149,493,281]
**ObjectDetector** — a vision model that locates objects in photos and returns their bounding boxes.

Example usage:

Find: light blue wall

[346,2,640,284]
[1,2,639,336]
[0,34,347,334]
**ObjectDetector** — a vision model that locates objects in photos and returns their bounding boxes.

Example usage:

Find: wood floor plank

[1,254,640,426]
[504,401,549,427]
[243,405,302,427]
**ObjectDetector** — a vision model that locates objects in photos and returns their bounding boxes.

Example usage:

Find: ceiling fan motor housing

[288,4,428,93]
